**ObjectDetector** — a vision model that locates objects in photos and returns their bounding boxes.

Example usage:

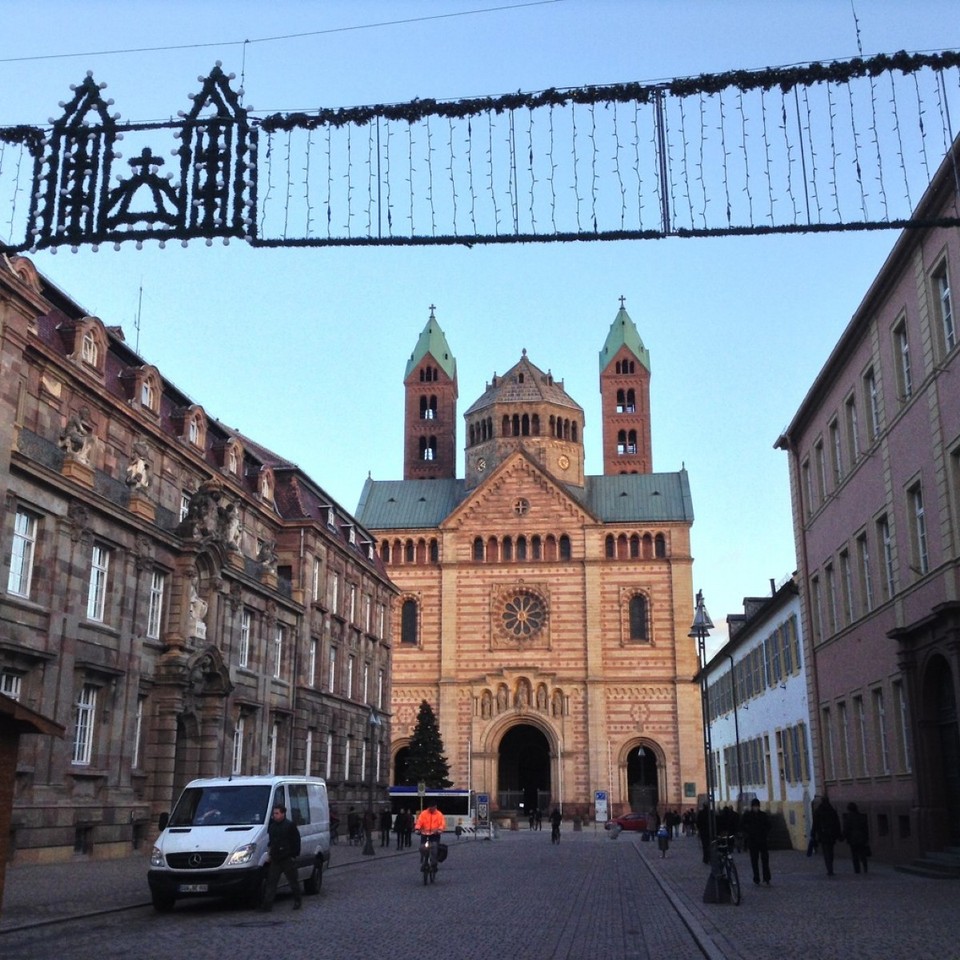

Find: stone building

[776,138,960,862]
[356,304,704,819]
[0,255,394,863]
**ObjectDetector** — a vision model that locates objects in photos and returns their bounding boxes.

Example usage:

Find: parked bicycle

[710,834,741,905]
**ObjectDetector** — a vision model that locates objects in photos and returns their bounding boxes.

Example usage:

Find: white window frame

[146,570,165,640]
[1,672,22,701]
[894,319,913,401]
[878,515,895,600]
[239,609,251,668]
[909,483,929,576]
[344,737,352,781]
[72,684,97,765]
[378,669,384,709]
[8,508,38,598]
[845,395,860,464]
[857,532,874,613]
[894,680,912,773]
[936,265,955,353]
[308,638,317,687]
[312,558,321,602]
[273,624,284,680]
[232,715,245,774]
[873,688,890,775]
[855,695,869,778]
[864,368,881,441]
[86,544,109,622]
[347,655,355,700]
[132,696,144,769]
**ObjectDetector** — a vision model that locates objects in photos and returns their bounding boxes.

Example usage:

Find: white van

[148,775,330,912]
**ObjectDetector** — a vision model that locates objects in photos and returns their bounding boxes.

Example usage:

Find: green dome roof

[599,303,650,373]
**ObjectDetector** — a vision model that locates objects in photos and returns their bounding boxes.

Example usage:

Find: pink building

[776,139,960,864]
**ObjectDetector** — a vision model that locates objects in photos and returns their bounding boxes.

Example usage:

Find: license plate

[179,883,208,893]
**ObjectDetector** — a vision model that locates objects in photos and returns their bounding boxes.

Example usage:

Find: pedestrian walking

[394,809,407,850]
[842,802,871,874]
[259,804,302,912]
[402,808,413,848]
[696,803,711,864]
[549,807,562,843]
[740,797,771,885]
[812,796,842,876]
[656,822,670,858]
[379,806,393,847]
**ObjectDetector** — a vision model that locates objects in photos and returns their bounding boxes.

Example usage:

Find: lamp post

[690,589,722,901]
[362,707,381,857]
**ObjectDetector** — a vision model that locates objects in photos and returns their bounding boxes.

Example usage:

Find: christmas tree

[403,700,452,789]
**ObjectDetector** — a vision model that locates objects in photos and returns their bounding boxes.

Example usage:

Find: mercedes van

[148,775,330,911]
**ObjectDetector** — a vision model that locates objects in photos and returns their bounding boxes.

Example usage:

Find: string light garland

[0,50,957,254]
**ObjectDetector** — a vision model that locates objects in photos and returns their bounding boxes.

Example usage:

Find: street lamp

[362,707,382,857]
[689,589,720,899]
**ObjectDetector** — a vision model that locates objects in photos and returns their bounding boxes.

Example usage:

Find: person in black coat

[379,806,393,847]
[696,803,712,865]
[811,796,842,876]
[740,798,771,885]
[260,804,302,911]
[842,802,870,874]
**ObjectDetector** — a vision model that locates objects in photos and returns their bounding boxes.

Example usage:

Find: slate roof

[355,468,692,529]
[463,352,582,417]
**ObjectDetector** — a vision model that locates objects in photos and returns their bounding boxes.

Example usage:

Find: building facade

[776,140,960,862]
[0,255,394,863]
[703,577,816,850]
[356,304,705,820]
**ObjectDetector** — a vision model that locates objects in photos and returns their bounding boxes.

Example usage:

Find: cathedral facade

[356,305,705,819]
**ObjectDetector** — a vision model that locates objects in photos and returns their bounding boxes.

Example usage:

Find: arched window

[469,423,475,446]
[502,537,513,561]
[532,535,542,560]
[405,540,415,563]
[605,535,615,558]
[616,389,626,412]
[629,594,649,641]
[420,395,437,420]
[559,535,571,560]
[521,414,530,436]
[516,536,527,561]
[617,534,628,559]
[532,414,540,435]
[401,599,418,644]
[381,542,390,563]
[655,534,667,558]
[617,429,627,454]
[642,534,654,558]
[572,422,578,442]
[544,535,557,561]
[512,414,520,437]
[502,415,511,437]
[420,436,437,461]
[626,389,636,412]
[486,537,499,562]
[630,534,640,558]
[429,539,439,562]
[627,430,637,454]
[473,537,485,561]
[416,539,427,564]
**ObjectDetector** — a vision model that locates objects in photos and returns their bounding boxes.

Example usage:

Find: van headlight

[228,843,257,865]
[150,846,165,867]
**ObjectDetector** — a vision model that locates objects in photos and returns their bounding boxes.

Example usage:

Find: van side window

[273,785,286,814]
[289,783,311,826]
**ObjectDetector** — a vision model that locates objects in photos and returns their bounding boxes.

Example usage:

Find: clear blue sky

[3,0,958,643]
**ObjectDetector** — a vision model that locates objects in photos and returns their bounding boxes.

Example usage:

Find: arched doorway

[497,724,551,814]
[393,746,412,785]
[626,745,659,814]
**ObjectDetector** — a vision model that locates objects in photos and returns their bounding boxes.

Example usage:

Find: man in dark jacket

[260,804,302,911]
[740,797,771,885]
[842,802,870,874]
[811,796,842,876]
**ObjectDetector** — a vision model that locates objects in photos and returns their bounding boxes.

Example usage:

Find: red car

[605,812,648,832]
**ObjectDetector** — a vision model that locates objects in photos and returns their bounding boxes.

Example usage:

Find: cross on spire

[619,295,626,308]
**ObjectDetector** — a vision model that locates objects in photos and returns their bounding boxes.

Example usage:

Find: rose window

[501,591,546,639]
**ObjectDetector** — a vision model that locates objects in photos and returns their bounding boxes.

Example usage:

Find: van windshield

[169,785,272,827]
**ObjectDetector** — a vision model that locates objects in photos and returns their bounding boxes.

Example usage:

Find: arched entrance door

[393,746,412,785]
[626,746,659,814]
[498,724,550,814]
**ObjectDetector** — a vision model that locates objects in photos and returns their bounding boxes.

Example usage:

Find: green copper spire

[599,297,650,373]
[405,305,457,381]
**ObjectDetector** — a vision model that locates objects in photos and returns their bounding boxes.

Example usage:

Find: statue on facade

[216,498,242,552]
[125,437,151,490]
[59,407,95,465]
[188,574,208,640]
[176,478,223,540]
[258,538,278,574]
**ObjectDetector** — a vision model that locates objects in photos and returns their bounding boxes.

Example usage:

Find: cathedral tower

[403,307,458,480]
[599,298,652,474]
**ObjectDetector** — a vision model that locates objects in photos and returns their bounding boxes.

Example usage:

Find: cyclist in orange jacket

[415,803,446,871]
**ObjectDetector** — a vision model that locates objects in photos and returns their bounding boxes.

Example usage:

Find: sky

[3,0,959,646]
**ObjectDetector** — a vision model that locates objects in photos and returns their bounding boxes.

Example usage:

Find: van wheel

[152,891,176,913]
[303,860,323,895]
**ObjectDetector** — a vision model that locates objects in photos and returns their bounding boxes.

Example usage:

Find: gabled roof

[464,351,582,417]
[355,467,692,529]
[599,303,650,373]
[404,310,457,381]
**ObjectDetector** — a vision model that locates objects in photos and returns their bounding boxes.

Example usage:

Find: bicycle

[419,834,440,885]
[710,834,741,905]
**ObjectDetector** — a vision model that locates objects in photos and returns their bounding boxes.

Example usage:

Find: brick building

[0,255,394,863]
[356,303,705,819]
[776,139,960,862]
